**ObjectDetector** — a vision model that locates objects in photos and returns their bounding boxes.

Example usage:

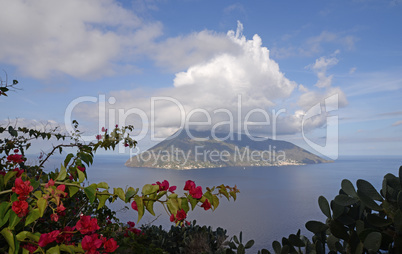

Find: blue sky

[0,0,401,157]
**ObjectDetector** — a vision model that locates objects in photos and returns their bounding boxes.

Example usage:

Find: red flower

[13,168,24,177]
[101,127,107,132]
[184,180,195,191]
[14,149,19,153]
[96,134,102,140]
[170,214,175,222]
[7,154,24,164]
[169,186,177,192]
[12,200,29,217]
[189,186,203,199]
[38,230,60,247]
[201,199,212,210]
[56,226,74,244]
[176,209,187,221]
[77,166,85,172]
[81,234,103,252]
[127,221,135,228]
[45,179,55,188]
[57,203,66,214]
[131,201,138,211]
[104,238,119,253]
[51,213,59,222]
[155,180,177,193]
[75,215,100,234]
[22,243,37,253]
[0,171,6,176]
[12,177,33,199]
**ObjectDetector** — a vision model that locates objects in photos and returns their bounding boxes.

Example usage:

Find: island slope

[125,130,330,169]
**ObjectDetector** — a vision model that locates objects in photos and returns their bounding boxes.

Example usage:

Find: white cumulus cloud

[73,22,347,141]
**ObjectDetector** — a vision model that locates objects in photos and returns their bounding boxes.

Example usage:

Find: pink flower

[7,154,24,164]
[81,234,103,252]
[184,180,195,191]
[189,186,203,199]
[38,230,60,247]
[22,243,37,253]
[127,221,135,228]
[75,215,100,235]
[45,179,55,188]
[155,180,176,193]
[50,213,59,222]
[96,134,102,140]
[12,200,29,217]
[103,238,119,253]
[201,199,212,210]
[13,168,24,177]
[176,209,187,221]
[12,177,33,200]
[101,127,107,132]
[77,165,85,172]
[131,201,138,211]
[56,226,74,244]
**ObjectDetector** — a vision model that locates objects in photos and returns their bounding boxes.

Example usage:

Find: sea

[43,155,401,252]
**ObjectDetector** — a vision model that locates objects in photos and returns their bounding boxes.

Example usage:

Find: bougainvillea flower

[45,179,55,188]
[131,201,138,211]
[201,199,212,210]
[38,230,60,247]
[12,200,29,217]
[81,234,103,252]
[22,243,37,253]
[13,168,24,177]
[56,226,74,244]
[183,180,195,191]
[127,221,135,228]
[12,177,33,199]
[189,186,203,199]
[7,154,24,164]
[77,166,86,172]
[50,213,59,222]
[75,215,100,234]
[176,209,187,221]
[103,238,119,253]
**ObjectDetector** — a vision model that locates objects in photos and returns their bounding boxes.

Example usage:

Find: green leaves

[37,197,47,217]
[134,196,144,223]
[1,228,15,253]
[25,208,40,226]
[142,184,159,195]
[56,164,67,181]
[84,185,97,203]
[77,168,86,183]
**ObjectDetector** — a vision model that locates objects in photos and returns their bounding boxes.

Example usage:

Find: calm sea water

[44,155,401,252]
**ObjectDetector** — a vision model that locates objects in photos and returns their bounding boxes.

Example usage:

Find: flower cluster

[7,152,24,164]
[11,177,34,217]
[154,180,176,193]
[38,215,118,253]
[123,221,142,237]
[184,180,203,199]
[43,179,68,222]
[170,209,187,223]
